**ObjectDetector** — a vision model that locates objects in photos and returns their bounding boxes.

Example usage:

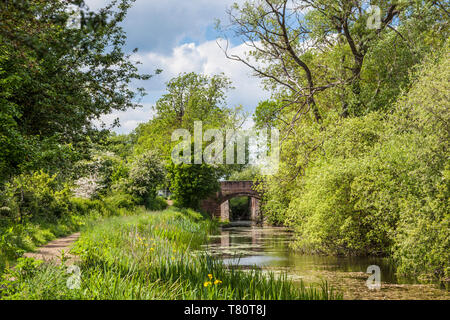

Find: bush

[286,141,396,256]
[145,196,168,211]
[69,198,105,216]
[167,162,220,209]
[103,193,138,211]
[387,46,450,279]
[1,171,72,223]
[127,151,166,202]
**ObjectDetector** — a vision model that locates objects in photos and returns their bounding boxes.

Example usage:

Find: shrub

[72,151,127,199]
[127,151,166,202]
[103,193,138,211]
[145,196,168,211]
[167,162,220,209]
[1,171,72,223]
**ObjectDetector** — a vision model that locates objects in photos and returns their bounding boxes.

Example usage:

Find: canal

[202,224,449,300]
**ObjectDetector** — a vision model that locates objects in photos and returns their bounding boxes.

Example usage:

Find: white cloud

[84,0,108,11]
[85,1,270,133]
[85,0,244,53]
[96,103,156,134]
[133,39,270,110]
[101,39,269,134]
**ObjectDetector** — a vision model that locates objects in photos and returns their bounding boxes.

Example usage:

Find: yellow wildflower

[203,281,212,287]
[208,274,213,280]
[214,279,222,285]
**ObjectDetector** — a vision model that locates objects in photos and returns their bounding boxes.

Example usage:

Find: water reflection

[202,225,449,300]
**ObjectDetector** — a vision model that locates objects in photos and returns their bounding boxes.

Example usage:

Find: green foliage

[69,198,105,216]
[134,72,241,158]
[0,0,152,180]
[230,197,250,221]
[102,133,137,159]
[146,196,168,211]
[126,151,166,203]
[1,171,72,223]
[167,162,220,209]
[262,44,450,279]
[102,193,138,211]
[228,166,261,181]
[387,45,450,279]
[177,207,207,222]
[0,43,28,183]
[254,100,281,129]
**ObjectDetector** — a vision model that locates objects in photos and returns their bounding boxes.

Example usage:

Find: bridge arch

[200,181,262,224]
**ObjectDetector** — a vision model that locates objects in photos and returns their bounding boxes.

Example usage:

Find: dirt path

[24,232,81,265]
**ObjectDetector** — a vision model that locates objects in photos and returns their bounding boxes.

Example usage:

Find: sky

[85,0,269,134]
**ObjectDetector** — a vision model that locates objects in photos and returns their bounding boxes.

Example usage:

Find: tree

[133,73,248,207]
[0,47,27,182]
[155,72,233,129]
[167,162,220,210]
[134,72,245,159]
[0,0,153,180]
[128,151,166,203]
[219,0,447,129]
[220,0,449,191]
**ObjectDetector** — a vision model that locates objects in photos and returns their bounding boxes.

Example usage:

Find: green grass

[0,207,342,300]
[0,196,137,273]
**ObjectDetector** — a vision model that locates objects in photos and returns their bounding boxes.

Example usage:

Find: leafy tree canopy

[0,0,154,181]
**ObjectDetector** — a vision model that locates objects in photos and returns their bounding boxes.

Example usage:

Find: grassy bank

[0,195,139,274]
[0,207,341,300]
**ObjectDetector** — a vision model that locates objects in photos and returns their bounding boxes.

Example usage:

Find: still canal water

[203,224,449,300]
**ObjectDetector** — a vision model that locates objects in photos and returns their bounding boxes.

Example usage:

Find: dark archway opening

[229,196,251,221]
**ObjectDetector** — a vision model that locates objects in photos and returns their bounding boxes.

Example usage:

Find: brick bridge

[200,181,262,223]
